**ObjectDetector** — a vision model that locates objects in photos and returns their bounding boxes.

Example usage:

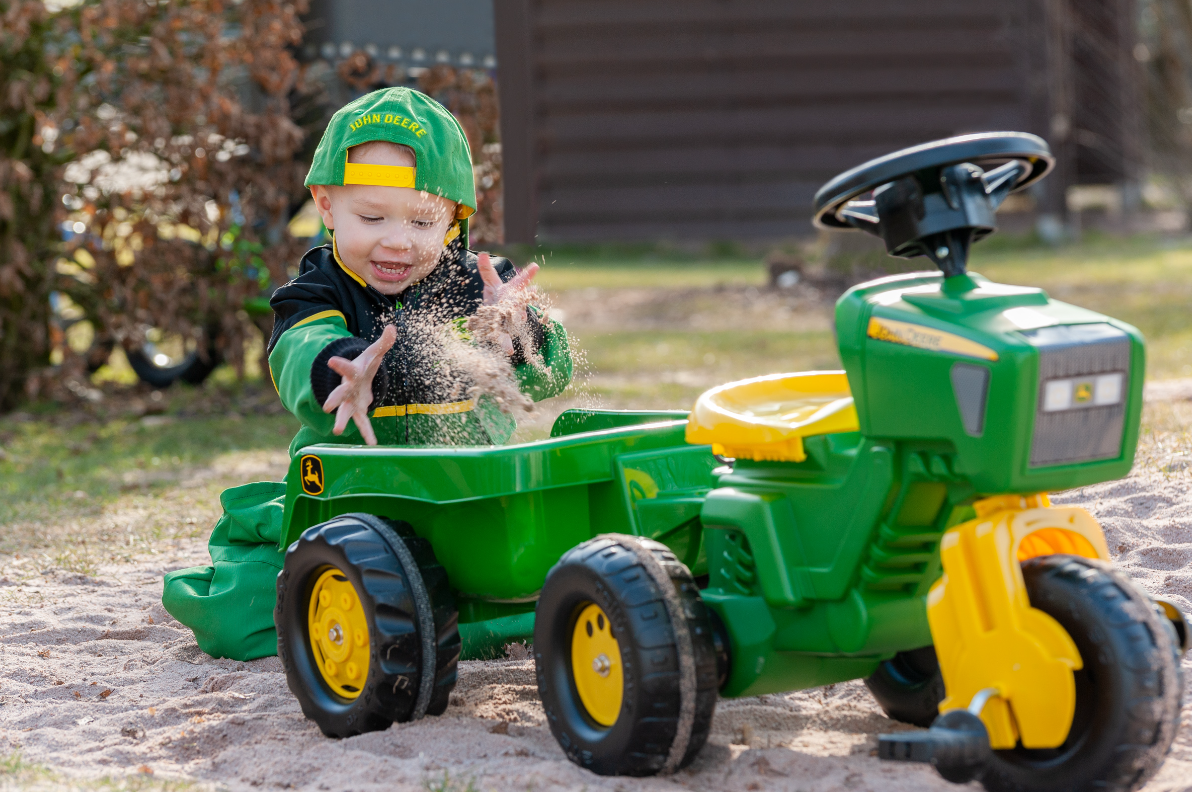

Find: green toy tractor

[274,133,1188,791]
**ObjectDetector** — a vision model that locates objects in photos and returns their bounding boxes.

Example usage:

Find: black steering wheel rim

[813,132,1054,230]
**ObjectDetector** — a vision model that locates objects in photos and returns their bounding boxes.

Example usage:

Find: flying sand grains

[439,329,535,416]
[396,284,559,425]
[466,285,546,367]
[461,285,554,413]
[366,266,594,441]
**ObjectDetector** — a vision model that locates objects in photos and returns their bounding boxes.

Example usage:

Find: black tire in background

[535,534,719,777]
[124,322,227,388]
[125,343,222,388]
[275,514,459,738]
[865,645,946,728]
[977,555,1183,792]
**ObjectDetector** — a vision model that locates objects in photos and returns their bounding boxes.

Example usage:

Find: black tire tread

[978,554,1183,792]
[637,539,719,769]
[536,534,718,776]
[403,534,461,717]
[275,515,459,738]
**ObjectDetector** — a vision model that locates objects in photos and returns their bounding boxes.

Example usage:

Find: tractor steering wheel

[812,132,1055,277]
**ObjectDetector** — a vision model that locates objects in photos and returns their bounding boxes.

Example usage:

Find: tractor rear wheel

[275,513,459,738]
[865,645,946,728]
[977,555,1183,792]
[534,534,719,776]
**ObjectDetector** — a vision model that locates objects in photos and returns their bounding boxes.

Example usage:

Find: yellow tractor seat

[685,371,859,462]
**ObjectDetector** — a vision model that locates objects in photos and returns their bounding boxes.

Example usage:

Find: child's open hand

[477,252,540,357]
[323,325,397,446]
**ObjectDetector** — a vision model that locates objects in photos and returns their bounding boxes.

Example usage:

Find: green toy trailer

[274,134,1189,791]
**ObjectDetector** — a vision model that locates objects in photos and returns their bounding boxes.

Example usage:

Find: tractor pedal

[878,710,992,784]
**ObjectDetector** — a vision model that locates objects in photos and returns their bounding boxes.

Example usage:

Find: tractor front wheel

[978,555,1183,792]
[535,534,719,776]
[275,513,459,738]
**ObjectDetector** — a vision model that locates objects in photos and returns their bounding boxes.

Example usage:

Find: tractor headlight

[1042,372,1124,412]
[1025,324,1131,467]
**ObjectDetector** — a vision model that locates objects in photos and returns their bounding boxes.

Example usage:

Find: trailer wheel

[275,514,460,738]
[534,534,719,776]
[977,555,1183,792]
[865,645,946,728]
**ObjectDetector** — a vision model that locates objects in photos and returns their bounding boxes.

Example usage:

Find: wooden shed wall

[495,0,1050,242]
[495,0,1137,243]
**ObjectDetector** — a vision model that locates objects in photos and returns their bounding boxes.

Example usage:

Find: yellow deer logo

[300,455,324,495]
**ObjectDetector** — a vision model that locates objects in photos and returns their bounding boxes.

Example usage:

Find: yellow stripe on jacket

[371,399,476,418]
[292,310,347,329]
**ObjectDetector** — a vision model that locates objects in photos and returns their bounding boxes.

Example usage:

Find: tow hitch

[878,688,997,784]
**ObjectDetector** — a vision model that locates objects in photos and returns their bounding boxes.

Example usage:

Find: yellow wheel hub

[308,567,370,699]
[571,603,623,727]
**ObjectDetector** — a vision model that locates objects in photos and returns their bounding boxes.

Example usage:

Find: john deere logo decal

[1074,381,1094,404]
[867,317,999,361]
[301,455,324,495]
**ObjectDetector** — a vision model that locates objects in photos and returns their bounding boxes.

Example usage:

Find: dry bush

[0,1,75,409]
[1,0,311,410]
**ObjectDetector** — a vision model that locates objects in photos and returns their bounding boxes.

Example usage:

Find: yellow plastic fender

[927,493,1110,749]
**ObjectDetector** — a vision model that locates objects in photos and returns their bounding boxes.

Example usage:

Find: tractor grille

[1025,324,1131,467]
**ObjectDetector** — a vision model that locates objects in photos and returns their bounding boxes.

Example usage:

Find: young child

[162,87,573,660]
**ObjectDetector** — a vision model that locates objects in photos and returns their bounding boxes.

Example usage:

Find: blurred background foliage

[1,0,311,411]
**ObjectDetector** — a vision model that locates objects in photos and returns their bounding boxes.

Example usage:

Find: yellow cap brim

[343,162,416,188]
[341,161,475,220]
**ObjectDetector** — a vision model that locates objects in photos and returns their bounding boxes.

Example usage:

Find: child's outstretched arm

[321,325,396,446]
[267,270,393,445]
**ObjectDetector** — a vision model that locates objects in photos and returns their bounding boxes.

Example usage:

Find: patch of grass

[503,327,837,442]
[0,751,51,783]
[530,234,1192,381]
[0,410,295,528]
[422,770,479,792]
[581,329,838,377]
[0,381,296,545]
[500,240,767,291]
[499,239,758,265]
[535,260,766,291]
[0,750,210,791]
[51,546,100,577]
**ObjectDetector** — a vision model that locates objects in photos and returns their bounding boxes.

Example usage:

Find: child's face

[310,145,457,295]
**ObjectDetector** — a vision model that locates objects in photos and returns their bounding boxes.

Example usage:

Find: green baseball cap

[306,87,477,229]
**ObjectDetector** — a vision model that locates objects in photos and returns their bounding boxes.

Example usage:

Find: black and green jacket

[267,242,572,456]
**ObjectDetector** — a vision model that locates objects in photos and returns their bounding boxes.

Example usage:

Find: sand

[1,471,1190,790]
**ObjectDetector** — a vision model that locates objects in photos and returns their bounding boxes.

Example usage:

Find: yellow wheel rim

[570,603,623,727]
[307,567,370,699]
